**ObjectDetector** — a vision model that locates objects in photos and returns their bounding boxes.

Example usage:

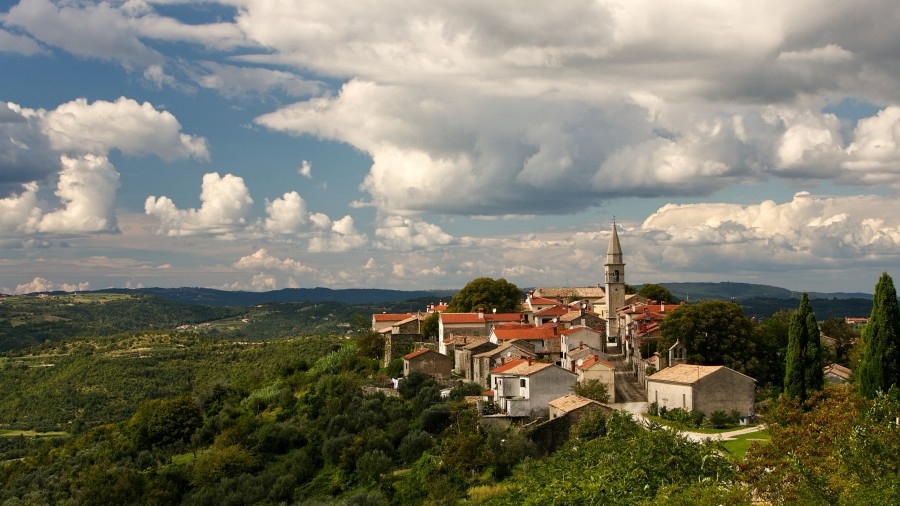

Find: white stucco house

[490,359,577,418]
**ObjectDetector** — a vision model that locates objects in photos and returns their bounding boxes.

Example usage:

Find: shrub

[709,410,730,428]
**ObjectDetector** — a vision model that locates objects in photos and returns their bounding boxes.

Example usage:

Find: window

[520,378,526,388]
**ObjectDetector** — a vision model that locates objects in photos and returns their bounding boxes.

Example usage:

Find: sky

[2,1,900,295]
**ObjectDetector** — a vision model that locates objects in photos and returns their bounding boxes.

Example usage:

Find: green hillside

[0,292,435,353]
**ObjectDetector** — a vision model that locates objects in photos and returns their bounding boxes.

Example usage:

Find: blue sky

[2,0,900,295]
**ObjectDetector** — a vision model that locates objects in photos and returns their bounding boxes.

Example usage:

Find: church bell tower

[604,222,626,346]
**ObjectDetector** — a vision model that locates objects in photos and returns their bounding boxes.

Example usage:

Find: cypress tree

[858,272,900,398]
[784,293,810,400]
[804,312,824,392]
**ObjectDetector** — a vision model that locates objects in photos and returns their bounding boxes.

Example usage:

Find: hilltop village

[372,224,792,426]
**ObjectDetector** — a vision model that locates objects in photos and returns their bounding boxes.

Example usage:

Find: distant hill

[653,282,873,321]
[657,282,871,302]
[96,286,457,307]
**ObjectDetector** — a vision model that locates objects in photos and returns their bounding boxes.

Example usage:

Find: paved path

[605,355,766,442]
[606,401,767,442]
[677,424,768,443]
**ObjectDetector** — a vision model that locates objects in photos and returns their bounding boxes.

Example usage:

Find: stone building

[646,364,756,417]
[403,348,452,380]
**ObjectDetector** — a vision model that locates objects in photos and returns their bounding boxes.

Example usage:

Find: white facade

[491,363,577,418]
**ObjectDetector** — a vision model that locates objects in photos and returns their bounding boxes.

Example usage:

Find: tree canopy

[752,310,791,391]
[445,277,523,313]
[658,300,759,377]
[784,293,823,401]
[858,272,900,398]
[637,283,676,303]
[571,379,610,403]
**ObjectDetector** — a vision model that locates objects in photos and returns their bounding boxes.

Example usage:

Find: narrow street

[611,354,647,403]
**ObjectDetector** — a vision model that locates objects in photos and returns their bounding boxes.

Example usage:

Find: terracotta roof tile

[548,394,599,412]
[403,348,435,360]
[578,355,615,370]
[374,313,413,322]
[440,312,523,324]
[535,306,570,317]
[493,327,558,341]
[527,296,559,305]
[510,362,554,376]
[490,358,528,374]
[647,364,756,385]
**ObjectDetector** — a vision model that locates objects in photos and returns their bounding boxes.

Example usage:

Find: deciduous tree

[637,283,676,303]
[753,310,791,391]
[445,277,523,313]
[571,379,610,403]
[421,311,439,340]
[658,300,756,375]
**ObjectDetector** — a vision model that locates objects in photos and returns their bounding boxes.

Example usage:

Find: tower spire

[607,221,623,259]
[604,221,626,350]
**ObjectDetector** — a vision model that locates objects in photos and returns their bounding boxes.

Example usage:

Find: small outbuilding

[403,348,452,380]
[646,364,756,417]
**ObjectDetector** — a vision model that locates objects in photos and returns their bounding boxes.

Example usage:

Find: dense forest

[0,292,897,504]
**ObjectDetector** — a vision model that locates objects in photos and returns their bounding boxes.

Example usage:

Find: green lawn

[721,430,771,458]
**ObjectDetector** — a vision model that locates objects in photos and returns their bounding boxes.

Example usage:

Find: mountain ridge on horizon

[58,281,873,307]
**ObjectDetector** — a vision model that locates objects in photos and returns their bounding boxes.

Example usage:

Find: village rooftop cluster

[370,224,847,426]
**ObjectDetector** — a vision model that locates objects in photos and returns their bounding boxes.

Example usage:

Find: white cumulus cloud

[233,248,314,274]
[11,276,90,295]
[38,154,120,233]
[145,172,254,236]
[42,97,208,161]
[374,215,454,251]
[307,215,368,252]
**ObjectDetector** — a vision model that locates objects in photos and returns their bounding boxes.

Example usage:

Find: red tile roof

[374,313,413,322]
[527,296,559,305]
[535,305,570,317]
[578,355,616,370]
[441,312,523,324]
[502,361,558,376]
[403,348,435,360]
[490,358,528,374]
[493,327,558,341]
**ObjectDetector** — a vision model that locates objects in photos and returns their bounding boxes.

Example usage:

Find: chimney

[478,307,484,319]
[528,357,533,366]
